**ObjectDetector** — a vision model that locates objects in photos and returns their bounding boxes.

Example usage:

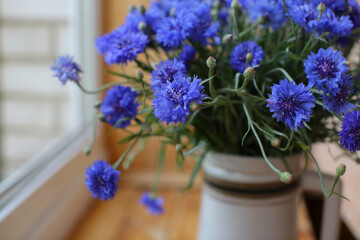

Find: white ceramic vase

[197,152,341,240]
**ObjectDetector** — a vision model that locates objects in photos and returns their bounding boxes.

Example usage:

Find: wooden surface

[67,180,315,240]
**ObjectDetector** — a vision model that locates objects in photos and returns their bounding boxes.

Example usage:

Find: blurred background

[0,0,360,240]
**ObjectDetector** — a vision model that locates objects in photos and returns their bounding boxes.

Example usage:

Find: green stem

[76,82,120,94]
[232,8,240,37]
[83,112,98,155]
[280,131,294,152]
[208,67,217,98]
[151,142,166,195]
[243,103,282,176]
[298,10,324,60]
[113,130,143,169]
[306,148,340,198]
[282,0,298,51]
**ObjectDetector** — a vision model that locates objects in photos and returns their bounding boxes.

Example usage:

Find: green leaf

[261,122,289,140]
[242,122,251,146]
[234,72,241,89]
[176,151,184,168]
[296,141,308,151]
[109,118,130,134]
[265,67,295,82]
[200,75,217,85]
[106,70,139,81]
[183,150,207,191]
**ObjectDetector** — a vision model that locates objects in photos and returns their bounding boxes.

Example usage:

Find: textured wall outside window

[0,0,72,179]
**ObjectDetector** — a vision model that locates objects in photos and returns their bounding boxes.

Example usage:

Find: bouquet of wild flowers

[51,0,360,214]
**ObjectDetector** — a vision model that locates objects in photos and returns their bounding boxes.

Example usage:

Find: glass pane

[0,0,74,180]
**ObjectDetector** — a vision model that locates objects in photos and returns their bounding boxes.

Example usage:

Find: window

[0,0,101,238]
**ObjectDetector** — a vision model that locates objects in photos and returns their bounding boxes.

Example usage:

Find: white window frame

[0,1,104,239]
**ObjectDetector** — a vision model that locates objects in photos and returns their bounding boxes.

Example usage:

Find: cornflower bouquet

[51,0,360,214]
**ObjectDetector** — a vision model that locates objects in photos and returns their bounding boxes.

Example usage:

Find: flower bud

[231,0,240,10]
[176,144,183,152]
[213,0,221,10]
[236,89,246,97]
[170,7,176,17]
[145,126,152,133]
[258,15,270,25]
[206,56,216,69]
[280,172,293,184]
[136,70,144,80]
[190,102,199,111]
[138,22,146,32]
[180,135,190,146]
[127,5,135,13]
[244,67,255,81]
[336,164,346,176]
[246,52,253,62]
[84,146,91,155]
[222,34,233,44]
[271,138,281,147]
[94,101,102,109]
[317,3,326,14]
[138,5,146,14]
[97,114,106,122]
[211,9,219,19]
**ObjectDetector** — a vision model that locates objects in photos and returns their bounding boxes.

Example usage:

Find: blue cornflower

[304,47,348,94]
[155,10,196,49]
[266,79,316,131]
[288,3,319,33]
[139,192,164,215]
[246,0,287,29]
[125,8,148,33]
[348,0,360,29]
[186,3,220,45]
[50,55,82,85]
[339,111,360,152]
[317,10,353,38]
[100,86,139,128]
[85,160,120,201]
[95,25,149,65]
[323,73,355,115]
[178,45,197,67]
[230,40,264,73]
[153,75,205,124]
[289,3,353,37]
[150,59,187,90]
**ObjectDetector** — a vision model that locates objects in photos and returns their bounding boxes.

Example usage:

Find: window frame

[0,0,103,238]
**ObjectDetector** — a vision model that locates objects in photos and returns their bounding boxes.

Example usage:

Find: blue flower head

[304,47,348,94]
[317,10,353,38]
[125,8,148,33]
[289,2,354,37]
[155,10,196,49]
[178,45,197,67]
[85,160,121,201]
[246,0,287,29]
[139,192,164,215]
[153,75,205,125]
[95,25,149,66]
[185,2,220,45]
[100,85,139,128]
[288,3,319,33]
[230,40,264,73]
[323,73,355,115]
[151,59,187,90]
[340,111,360,152]
[266,79,316,131]
[50,55,82,85]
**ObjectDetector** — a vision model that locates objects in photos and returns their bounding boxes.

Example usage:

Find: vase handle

[302,170,342,240]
